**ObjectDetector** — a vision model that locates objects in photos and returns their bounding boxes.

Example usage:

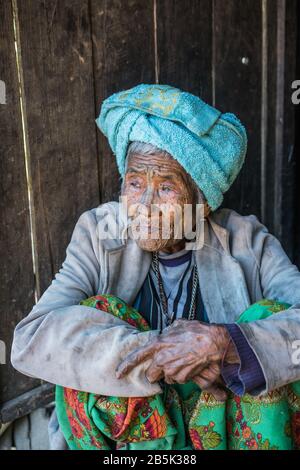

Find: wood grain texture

[0,383,54,424]
[16,0,100,296]
[0,0,40,404]
[156,0,213,101]
[213,0,263,217]
[294,0,300,268]
[90,0,156,203]
[279,0,297,259]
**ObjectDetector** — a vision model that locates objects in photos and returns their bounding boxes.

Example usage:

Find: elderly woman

[11,84,300,450]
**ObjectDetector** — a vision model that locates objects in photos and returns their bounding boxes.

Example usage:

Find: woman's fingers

[198,362,221,379]
[145,362,164,383]
[159,360,207,384]
[160,357,219,384]
[115,341,159,378]
[191,362,227,401]
[192,375,227,402]
[145,350,215,385]
[144,353,198,383]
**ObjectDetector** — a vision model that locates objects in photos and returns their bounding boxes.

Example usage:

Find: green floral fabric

[56,296,300,450]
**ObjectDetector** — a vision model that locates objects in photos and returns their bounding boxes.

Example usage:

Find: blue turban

[95,84,247,211]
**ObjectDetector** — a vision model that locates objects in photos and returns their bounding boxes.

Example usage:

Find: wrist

[210,324,240,364]
[210,324,232,361]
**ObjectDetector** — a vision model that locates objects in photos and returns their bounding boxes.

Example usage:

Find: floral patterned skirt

[55,296,300,450]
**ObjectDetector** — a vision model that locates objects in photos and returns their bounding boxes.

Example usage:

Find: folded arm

[11,209,161,397]
[234,215,300,394]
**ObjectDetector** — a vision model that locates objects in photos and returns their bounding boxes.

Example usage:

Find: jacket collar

[207,212,230,253]
[100,202,250,323]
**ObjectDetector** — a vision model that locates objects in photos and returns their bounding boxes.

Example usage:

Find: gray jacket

[11,201,300,398]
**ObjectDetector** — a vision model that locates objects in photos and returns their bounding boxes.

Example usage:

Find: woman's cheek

[124,184,142,201]
[164,192,189,206]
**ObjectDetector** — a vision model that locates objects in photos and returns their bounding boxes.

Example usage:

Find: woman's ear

[193,184,211,218]
[203,201,211,218]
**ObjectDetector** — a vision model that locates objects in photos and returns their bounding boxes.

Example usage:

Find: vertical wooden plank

[90,0,156,203]
[156,0,213,101]
[0,0,40,403]
[262,0,297,255]
[16,0,100,296]
[279,0,297,259]
[264,0,278,233]
[213,0,263,217]
[294,0,300,268]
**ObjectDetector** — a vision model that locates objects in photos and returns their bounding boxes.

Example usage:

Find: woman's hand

[116,319,239,401]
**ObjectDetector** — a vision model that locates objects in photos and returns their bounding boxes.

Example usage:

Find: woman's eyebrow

[158,174,176,181]
[127,167,178,180]
[126,166,182,182]
[126,167,147,174]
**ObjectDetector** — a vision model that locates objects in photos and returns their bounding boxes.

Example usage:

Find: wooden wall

[0,0,298,422]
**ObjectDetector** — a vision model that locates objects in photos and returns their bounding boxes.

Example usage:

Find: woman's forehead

[126,152,187,175]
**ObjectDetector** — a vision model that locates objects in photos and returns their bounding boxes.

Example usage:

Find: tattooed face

[121,151,211,253]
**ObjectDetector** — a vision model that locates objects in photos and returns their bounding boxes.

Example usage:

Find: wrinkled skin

[116,320,239,401]
[118,151,240,400]
[121,151,211,253]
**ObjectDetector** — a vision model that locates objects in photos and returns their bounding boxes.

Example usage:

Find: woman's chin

[134,238,171,252]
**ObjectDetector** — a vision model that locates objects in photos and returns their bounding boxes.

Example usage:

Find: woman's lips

[130,216,175,236]
[137,220,175,239]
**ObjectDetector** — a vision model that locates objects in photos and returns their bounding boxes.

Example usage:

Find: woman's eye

[161,185,173,192]
[129,181,141,189]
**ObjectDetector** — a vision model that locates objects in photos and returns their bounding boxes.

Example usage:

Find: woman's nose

[137,186,157,218]
[140,186,155,207]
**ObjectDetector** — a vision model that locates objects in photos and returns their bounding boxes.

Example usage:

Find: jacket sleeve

[11,209,162,397]
[221,324,266,396]
[236,214,300,394]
